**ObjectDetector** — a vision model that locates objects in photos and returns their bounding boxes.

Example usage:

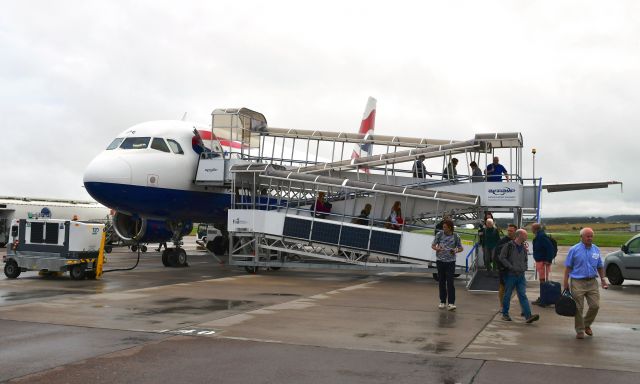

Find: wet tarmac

[1,241,639,383]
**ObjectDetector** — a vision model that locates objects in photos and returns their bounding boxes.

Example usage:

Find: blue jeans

[502,273,532,318]
[436,261,456,305]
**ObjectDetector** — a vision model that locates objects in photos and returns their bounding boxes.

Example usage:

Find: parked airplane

[83,100,377,267]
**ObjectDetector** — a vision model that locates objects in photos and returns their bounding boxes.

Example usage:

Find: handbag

[555,289,577,317]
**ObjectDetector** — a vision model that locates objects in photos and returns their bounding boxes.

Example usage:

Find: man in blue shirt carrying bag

[563,228,609,339]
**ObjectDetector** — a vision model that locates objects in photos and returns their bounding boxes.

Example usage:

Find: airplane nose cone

[83,154,132,202]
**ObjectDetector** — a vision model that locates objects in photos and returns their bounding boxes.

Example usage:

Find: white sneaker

[447,304,457,311]
[438,302,446,309]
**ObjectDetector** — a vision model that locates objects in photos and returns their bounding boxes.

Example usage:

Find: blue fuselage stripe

[84,182,230,223]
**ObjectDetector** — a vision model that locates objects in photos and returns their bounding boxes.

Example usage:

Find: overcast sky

[1,1,637,217]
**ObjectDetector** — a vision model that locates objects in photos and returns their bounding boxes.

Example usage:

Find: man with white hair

[497,228,540,323]
[482,218,500,273]
[563,227,608,339]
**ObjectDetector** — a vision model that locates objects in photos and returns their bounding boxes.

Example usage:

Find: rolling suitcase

[540,280,561,306]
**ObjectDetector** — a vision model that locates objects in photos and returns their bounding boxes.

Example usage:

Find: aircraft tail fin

[351,97,376,172]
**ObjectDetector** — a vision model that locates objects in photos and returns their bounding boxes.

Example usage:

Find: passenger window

[167,139,184,154]
[151,138,170,153]
[106,138,124,150]
[627,238,640,254]
[120,137,151,149]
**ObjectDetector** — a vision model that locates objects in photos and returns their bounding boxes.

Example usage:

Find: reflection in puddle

[137,298,259,316]
[0,290,88,303]
[438,311,456,328]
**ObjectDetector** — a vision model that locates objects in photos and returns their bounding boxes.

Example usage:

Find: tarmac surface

[1,239,639,383]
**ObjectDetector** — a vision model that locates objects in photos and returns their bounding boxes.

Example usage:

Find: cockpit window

[167,139,184,154]
[106,138,124,150]
[120,137,151,149]
[151,138,170,153]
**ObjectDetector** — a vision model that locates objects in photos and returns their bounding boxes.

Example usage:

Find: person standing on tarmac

[495,224,518,311]
[531,223,556,305]
[431,219,463,311]
[563,228,608,339]
[498,228,540,323]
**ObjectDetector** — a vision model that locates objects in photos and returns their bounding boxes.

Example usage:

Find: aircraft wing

[542,181,623,193]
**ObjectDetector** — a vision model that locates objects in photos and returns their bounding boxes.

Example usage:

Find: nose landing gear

[162,248,188,267]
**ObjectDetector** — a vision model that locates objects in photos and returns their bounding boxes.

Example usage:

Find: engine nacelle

[111,212,192,243]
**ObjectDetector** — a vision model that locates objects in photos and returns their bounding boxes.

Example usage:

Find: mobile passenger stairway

[226,164,480,275]
[194,107,542,288]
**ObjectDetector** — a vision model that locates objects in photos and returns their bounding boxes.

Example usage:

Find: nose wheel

[162,248,188,267]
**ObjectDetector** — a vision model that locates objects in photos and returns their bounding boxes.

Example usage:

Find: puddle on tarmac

[0,290,88,303]
[137,298,259,316]
[419,340,453,354]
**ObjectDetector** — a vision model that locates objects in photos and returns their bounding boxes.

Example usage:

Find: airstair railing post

[290,137,296,167]
[252,173,256,210]
[284,179,292,215]
[384,144,390,183]
[269,135,276,164]
[366,192,379,255]
[336,187,349,258]
[259,135,266,162]
[308,183,319,244]
[279,137,286,166]
[330,140,336,164]
[390,144,397,180]
[314,139,320,165]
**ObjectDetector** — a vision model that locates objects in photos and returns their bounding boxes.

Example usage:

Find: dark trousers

[437,260,456,305]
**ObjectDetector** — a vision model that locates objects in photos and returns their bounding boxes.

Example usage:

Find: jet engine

[111,212,192,243]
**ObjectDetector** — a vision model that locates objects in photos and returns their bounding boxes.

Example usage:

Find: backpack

[492,238,511,271]
[547,234,558,259]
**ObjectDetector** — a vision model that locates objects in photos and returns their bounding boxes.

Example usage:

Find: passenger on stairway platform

[486,156,510,182]
[385,201,403,230]
[352,203,372,225]
[412,155,432,179]
[314,192,332,218]
[442,158,459,181]
[470,161,484,182]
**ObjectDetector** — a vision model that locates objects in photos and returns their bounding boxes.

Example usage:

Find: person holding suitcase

[531,223,558,306]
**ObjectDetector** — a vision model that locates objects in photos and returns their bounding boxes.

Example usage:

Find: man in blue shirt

[485,156,509,182]
[563,228,609,339]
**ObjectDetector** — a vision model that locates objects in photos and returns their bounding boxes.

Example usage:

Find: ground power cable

[103,242,142,273]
